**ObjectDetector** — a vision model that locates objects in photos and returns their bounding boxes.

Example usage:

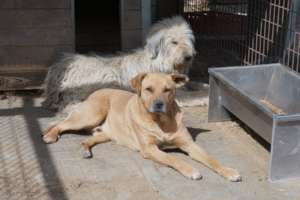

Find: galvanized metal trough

[208,63,300,182]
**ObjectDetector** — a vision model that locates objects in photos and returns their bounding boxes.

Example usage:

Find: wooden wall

[0,0,74,90]
[120,0,151,50]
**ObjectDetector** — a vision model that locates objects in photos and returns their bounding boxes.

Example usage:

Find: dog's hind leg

[43,100,109,144]
[81,131,111,158]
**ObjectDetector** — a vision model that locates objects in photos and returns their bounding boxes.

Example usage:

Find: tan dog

[42,73,241,181]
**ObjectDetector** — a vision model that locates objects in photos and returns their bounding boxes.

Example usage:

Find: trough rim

[208,63,300,119]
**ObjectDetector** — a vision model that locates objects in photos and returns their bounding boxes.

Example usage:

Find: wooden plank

[0,44,72,90]
[0,10,73,29]
[0,27,74,46]
[122,0,141,10]
[15,0,71,9]
[0,2,74,90]
[121,29,142,50]
[0,45,74,66]
[0,0,15,8]
[0,69,46,90]
[0,0,71,9]
[0,65,47,72]
[121,10,142,30]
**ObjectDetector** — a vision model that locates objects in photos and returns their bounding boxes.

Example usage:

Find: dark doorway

[75,0,121,53]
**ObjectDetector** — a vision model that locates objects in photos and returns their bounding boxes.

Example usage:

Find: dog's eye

[145,87,153,93]
[172,41,178,45]
[164,88,171,93]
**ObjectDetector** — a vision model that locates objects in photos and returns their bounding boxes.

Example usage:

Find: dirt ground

[1,94,300,200]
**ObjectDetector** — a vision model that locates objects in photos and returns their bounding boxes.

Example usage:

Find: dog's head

[131,73,188,114]
[145,16,196,74]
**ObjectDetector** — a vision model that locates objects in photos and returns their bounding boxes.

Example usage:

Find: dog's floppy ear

[171,74,189,88]
[146,33,164,59]
[131,73,147,94]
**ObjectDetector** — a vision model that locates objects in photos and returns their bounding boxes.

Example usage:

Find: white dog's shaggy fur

[43,16,207,112]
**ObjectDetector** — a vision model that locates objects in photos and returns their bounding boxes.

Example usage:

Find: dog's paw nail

[42,135,57,144]
[82,149,92,159]
[225,168,242,182]
[191,171,203,180]
[229,174,242,182]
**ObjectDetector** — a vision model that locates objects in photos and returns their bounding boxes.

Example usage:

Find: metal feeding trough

[208,63,300,182]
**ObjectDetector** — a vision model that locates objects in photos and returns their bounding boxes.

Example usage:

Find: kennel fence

[181,0,300,73]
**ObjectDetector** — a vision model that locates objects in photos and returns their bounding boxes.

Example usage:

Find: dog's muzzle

[174,56,193,73]
[174,63,189,73]
[184,55,192,62]
[150,100,166,113]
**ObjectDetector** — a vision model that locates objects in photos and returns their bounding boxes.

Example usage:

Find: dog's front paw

[183,168,203,180]
[43,134,59,144]
[222,167,242,182]
[81,143,93,159]
[82,148,93,159]
[190,170,203,180]
[181,167,203,180]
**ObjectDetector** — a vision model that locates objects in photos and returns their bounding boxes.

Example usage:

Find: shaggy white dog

[43,16,207,112]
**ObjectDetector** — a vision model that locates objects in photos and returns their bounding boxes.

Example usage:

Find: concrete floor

[1,96,300,200]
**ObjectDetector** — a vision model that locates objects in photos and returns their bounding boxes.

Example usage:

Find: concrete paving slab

[0,96,300,200]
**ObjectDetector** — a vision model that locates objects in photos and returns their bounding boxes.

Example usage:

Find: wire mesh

[181,0,300,73]
[244,0,290,66]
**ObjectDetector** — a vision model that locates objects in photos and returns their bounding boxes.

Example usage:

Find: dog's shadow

[164,127,210,155]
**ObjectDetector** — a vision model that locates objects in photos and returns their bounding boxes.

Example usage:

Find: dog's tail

[42,53,79,110]
[42,52,118,113]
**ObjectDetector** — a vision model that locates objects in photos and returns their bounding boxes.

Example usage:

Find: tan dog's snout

[150,99,166,113]
[130,73,189,114]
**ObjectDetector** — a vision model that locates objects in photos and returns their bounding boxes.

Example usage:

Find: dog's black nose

[185,56,192,62]
[154,101,164,109]
[151,100,166,113]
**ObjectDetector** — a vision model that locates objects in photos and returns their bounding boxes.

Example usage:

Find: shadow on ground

[0,97,68,200]
[165,127,210,155]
